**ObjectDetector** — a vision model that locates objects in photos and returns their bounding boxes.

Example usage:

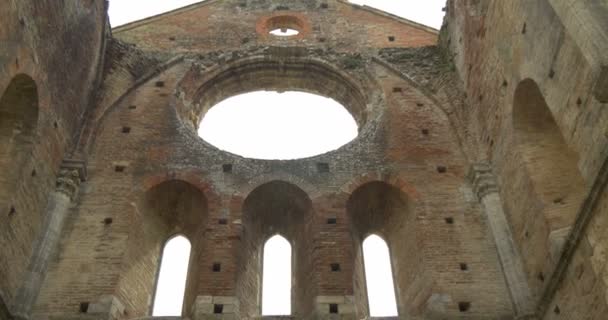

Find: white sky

[262,235,292,315]
[113,1,445,316]
[108,0,446,29]
[152,236,191,316]
[363,235,398,316]
[199,91,358,160]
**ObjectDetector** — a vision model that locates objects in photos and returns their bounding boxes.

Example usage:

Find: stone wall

[0,0,107,315]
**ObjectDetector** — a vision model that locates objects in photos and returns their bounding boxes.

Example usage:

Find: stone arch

[346,181,426,318]
[116,180,208,318]
[175,52,382,133]
[236,180,314,319]
[507,78,586,297]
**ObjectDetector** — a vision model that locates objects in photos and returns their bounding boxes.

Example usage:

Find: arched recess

[0,74,38,207]
[508,79,586,296]
[236,181,314,318]
[116,180,208,317]
[0,74,39,305]
[347,181,424,318]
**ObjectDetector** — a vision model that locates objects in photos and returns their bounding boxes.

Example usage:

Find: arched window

[262,235,291,315]
[362,234,398,317]
[152,235,191,316]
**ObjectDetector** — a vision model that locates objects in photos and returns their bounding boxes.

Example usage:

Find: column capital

[467,162,499,200]
[56,169,81,200]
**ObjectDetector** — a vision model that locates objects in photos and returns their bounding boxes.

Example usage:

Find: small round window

[269,28,300,37]
[261,15,307,38]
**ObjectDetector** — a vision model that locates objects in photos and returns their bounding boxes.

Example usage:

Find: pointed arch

[117,180,208,317]
[152,235,192,316]
[237,180,314,318]
[262,234,292,316]
[347,181,425,317]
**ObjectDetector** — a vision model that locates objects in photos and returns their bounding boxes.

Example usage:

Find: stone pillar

[12,161,85,319]
[192,296,239,320]
[467,163,536,319]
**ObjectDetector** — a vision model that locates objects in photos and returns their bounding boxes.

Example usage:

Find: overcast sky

[108,0,446,29]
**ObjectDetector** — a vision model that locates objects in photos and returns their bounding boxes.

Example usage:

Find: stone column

[467,163,536,319]
[12,161,85,319]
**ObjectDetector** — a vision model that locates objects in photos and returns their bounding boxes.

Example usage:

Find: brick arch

[238,171,319,199]
[345,178,428,318]
[340,171,420,201]
[237,180,315,318]
[140,169,221,207]
[117,176,213,317]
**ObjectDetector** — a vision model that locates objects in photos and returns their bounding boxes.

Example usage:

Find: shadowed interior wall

[347,181,425,318]
[0,74,39,305]
[115,180,208,317]
[503,79,586,299]
[237,181,314,318]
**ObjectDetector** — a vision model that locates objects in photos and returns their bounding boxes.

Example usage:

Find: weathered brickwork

[1,0,607,319]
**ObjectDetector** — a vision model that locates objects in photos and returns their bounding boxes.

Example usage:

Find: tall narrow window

[152,235,191,316]
[262,235,291,315]
[363,235,398,317]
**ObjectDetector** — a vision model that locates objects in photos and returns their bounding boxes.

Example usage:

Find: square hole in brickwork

[114,165,126,173]
[329,303,339,314]
[327,217,337,224]
[321,3,329,8]
[128,105,137,110]
[214,304,224,314]
[331,263,341,272]
[121,127,131,134]
[212,263,221,272]
[393,87,402,93]
[223,163,233,173]
[422,129,429,135]
[218,218,228,225]
[155,81,165,87]
[554,305,560,314]
[458,302,471,312]
[104,217,113,225]
[445,217,454,224]
[31,169,37,177]
[538,272,545,282]
[317,162,330,173]
[8,206,16,217]
[437,166,447,173]
[79,302,89,313]
[460,263,468,271]
[388,36,396,42]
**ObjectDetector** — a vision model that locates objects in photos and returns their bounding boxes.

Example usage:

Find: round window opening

[198,91,358,160]
[269,28,300,37]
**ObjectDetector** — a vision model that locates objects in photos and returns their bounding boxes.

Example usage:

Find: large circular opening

[198,91,358,160]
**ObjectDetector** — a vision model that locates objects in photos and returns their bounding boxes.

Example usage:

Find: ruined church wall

[0,0,106,312]
[443,0,608,318]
